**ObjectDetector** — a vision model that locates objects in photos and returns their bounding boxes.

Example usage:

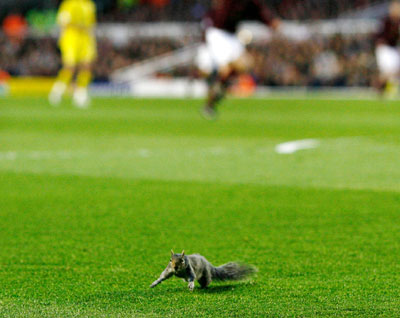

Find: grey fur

[150,251,257,291]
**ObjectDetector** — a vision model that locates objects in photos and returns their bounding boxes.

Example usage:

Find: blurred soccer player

[197,0,280,119]
[49,0,97,108]
[375,1,400,98]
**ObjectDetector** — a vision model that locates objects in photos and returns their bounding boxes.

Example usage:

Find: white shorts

[376,44,400,76]
[196,27,245,74]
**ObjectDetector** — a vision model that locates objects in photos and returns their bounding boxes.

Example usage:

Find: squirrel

[150,250,257,291]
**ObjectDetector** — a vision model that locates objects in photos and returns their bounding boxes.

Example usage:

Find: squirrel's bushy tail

[211,262,257,281]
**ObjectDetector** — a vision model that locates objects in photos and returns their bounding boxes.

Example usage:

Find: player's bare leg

[231,52,254,74]
[377,72,399,99]
[202,52,253,120]
[49,65,74,106]
[202,68,233,120]
[376,75,387,97]
[73,63,92,108]
[385,75,399,99]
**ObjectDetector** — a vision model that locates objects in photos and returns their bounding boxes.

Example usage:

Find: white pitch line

[275,139,320,154]
[0,142,320,161]
[0,151,17,160]
[0,150,153,161]
[138,149,151,158]
[0,150,84,161]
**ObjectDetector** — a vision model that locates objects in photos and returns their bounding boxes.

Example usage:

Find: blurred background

[2,3,400,316]
[0,0,393,97]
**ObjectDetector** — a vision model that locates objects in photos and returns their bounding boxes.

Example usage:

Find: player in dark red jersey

[375,1,400,97]
[197,0,280,119]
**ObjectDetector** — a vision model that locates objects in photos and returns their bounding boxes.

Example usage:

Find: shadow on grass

[149,282,255,294]
[198,284,237,293]
[198,282,255,294]
[79,282,256,306]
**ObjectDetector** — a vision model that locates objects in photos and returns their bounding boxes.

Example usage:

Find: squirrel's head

[170,250,186,272]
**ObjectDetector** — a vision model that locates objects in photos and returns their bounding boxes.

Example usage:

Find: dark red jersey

[204,0,274,33]
[377,16,400,47]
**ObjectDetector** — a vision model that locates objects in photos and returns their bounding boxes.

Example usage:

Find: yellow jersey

[58,0,96,33]
[57,0,97,65]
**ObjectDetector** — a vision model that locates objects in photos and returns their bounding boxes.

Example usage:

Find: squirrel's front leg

[188,280,195,291]
[150,264,173,288]
[187,266,196,291]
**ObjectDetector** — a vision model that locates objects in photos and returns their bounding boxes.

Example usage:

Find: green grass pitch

[1,96,400,317]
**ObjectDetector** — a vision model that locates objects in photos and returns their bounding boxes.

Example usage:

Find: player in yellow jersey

[49,0,97,108]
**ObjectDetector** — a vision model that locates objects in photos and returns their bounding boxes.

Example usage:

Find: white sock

[73,87,90,109]
[49,82,67,106]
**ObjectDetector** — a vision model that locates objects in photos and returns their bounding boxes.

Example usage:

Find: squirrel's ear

[181,250,185,257]
[171,249,174,257]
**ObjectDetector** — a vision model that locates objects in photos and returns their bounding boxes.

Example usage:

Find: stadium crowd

[0,0,384,88]
[0,32,376,87]
[249,34,376,87]
[0,0,386,24]
[100,0,383,22]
